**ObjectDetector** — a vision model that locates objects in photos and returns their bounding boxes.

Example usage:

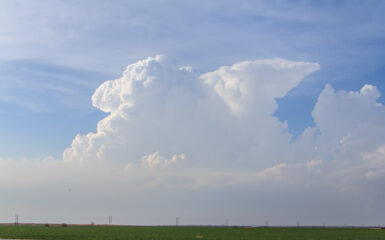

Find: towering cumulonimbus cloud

[63,55,320,170]
[61,54,385,195]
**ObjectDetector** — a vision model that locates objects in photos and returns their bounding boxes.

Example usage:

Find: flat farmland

[0,225,384,240]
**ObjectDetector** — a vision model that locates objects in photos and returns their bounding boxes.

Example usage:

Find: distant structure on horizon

[14,214,19,225]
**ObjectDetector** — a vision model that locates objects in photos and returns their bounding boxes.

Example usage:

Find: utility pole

[14,214,19,225]
[176,217,179,226]
[109,215,112,225]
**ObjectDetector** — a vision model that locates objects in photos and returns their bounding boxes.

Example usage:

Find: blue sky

[1,0,385,225]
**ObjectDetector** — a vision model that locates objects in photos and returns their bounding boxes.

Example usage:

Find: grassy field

[0,225,384,240]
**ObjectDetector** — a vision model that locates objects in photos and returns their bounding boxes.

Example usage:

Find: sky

[1,0,385,226]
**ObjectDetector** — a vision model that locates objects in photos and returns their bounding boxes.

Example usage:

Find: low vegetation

[0,225,384,240]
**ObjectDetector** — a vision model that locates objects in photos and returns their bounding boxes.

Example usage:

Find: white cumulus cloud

[141,152,185,168]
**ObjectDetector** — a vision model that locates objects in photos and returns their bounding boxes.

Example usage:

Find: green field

[0,225,384,240]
